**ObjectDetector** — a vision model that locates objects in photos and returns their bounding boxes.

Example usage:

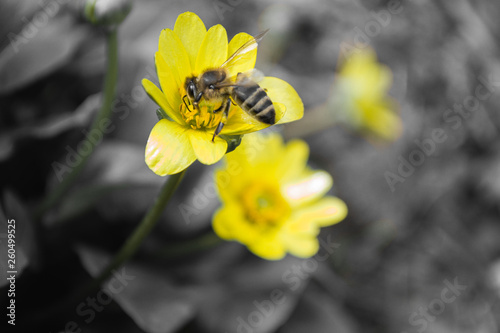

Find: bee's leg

[213,102,225,113]
[193,92,203,111]
[182,95,191,111]
[212,98,231,142]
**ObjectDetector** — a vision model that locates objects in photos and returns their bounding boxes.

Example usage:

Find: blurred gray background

[1,0,500,332]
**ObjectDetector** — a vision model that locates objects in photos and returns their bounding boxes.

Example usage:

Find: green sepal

[220,134,243,154]
[156,108,174,122]
[156,108,167,121]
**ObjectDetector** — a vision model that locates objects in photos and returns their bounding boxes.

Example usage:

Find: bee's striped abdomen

[232,78,276,124]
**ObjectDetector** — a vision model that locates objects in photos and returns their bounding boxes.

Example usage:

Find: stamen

[241,182,291,227]
[179,98,225,130]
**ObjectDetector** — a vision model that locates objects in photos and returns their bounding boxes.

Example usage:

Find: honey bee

[183,30,278,141]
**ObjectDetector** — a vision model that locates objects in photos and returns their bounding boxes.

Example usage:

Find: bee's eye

[187,81,196,98]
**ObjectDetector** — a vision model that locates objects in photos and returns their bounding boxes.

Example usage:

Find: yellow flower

[142,12,303,175]
[331,48,401,142]
[212,132,347,260]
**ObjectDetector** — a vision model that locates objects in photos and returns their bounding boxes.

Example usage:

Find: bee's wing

[221,29,269,74]
[242,68,264,83]
[214,69,264,88]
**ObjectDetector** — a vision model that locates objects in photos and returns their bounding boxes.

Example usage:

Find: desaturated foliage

[1,0,499,332]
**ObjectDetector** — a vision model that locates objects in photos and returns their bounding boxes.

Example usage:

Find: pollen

[179,98,224,130]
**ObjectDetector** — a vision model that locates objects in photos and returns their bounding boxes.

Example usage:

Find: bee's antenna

[254,28,270,43]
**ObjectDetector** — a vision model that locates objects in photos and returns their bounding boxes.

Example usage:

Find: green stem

[34,28,119,220]
[154,231,222,259]
[84,170,186,293]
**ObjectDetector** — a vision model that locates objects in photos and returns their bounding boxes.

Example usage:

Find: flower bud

[84,0,132,27]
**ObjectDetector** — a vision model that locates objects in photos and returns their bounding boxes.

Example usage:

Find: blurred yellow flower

[212,132,347,260]
[142,12,303,175]
[331,48,401,142]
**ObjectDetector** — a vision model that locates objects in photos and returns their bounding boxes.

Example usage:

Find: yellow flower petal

[281,235,319,258]
[174,12,207,70]
[154,53,185,122]
[159,29,192,89]
[259,77,304,124]
[221,105,270,135]
[339,49,392,100]
[225,32,257,78]
[248,235,287,260]
[215,133,273,201]
[195,24,228,75]
[224,132,282,168]
[188,129,228,165]
[276,139,309,183]
[290,196,347,229]
[142,78,184,125]
[258,133,285,163]
[282,171,333,208]
[215,169,239,203]
[145,119,196,175]
[223,133,304,190]
[212,205,238,240]
[212,203,260,244]
[358,99,402,141]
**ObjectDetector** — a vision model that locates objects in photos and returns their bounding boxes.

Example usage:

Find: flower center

[179,91,225,130]
[241,182,291,227]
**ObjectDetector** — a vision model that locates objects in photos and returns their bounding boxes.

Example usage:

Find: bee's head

[184,77,203,110]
